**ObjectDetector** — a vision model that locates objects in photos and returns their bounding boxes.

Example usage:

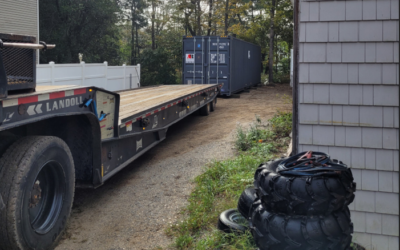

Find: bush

[139,48,177,86]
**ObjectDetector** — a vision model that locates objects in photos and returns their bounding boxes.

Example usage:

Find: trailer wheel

[0,136,75,250]
[210,98,217,112]
[200,102,210,116]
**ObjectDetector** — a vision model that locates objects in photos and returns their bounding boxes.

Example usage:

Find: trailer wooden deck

[117,84,215,121]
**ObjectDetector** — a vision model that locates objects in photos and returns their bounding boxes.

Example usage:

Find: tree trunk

[136,22,139,61]
[268,0,275,83]
[196,0,201,35]
[130,5,135,65]
[151,1,156,50]
[207,0,213,36]
[224,0,229,35]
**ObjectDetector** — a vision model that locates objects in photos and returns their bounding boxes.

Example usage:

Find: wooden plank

[119,84,215,121]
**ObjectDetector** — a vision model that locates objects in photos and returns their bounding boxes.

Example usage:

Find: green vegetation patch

[166,111,292,250]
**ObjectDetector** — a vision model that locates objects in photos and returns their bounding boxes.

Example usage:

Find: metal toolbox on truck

[0,33,37,98]
[182,35,261,96]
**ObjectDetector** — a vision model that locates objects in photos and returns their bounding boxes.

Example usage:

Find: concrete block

[349,85,363,105]
[299,124,313,144]
[392,0,399,19]
[393,172,399,193]
[328,22,339,42]
[383,107,394,128]
[362,85,374,105]
[328,146,351,165]
[335,126,346,146]
[309,2,319,21]
[332,105,343,125]
[374,85,399,106]
[395,107,399,128]
[382,214,400,236]
[352,169,362,190]
[299,104,318,124]
[383,128,397,149]
[366,212,382,234]
[352,210,365,233]
[300,23,306,42]
[362,170,379,191]
[360,106,383,127]
[346,0,363,21]
[306,23,328,42]
[313,84,330,104]
[363,0,377,20]
[332,64,348,83]
[319,105,332,125]
[389,236,399,250]
[313,125,334,146]
[339,22,359,42]
[365,43,376,62]
[365,149,376,169]
[383,21,398,41]
[371,234,389,250]
[382,64,397,84]
[359,64,382,84]
[360,21,383,41]
[320,1,345,21]
[353,233,372,249]
[348,64,359,84]
[343,106,360,126]
[376,149,394,171]
[394,150,399,171]
[326,43,341,62]
[351,148,365,169]
[354,190,375,212]
[394,43,399,63]
[303,84,313,103]
[377,0,391,20]
[377,43,394,62]
[300,2,309,22]
[362,127,383,148]
[376,192,399,214]
[299,63,309,83]
[379,171,393,192]
[342,43,365,63]
[309,64,331,83]
[304,43,325,63]
[346,127,362,147]
[330,85,348,104]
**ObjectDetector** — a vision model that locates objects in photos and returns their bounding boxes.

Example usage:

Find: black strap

[39,41,47,51]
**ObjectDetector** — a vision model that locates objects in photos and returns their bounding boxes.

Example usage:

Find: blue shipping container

[182,36,261,96]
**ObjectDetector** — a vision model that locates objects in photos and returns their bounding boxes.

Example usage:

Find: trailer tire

[210,98,217,112]
[218,209,248,234]
[0,136,75,250]
[200,102,210,116]
[250,201,353,250]
[253,158,286,185]
[237,187,258,219]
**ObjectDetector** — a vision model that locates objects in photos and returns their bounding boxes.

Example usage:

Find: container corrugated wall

[182,36,261,96]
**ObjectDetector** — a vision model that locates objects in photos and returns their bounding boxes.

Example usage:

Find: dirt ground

[56,84,292,250]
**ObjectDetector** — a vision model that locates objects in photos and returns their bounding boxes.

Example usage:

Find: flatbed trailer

[0,81,219,249]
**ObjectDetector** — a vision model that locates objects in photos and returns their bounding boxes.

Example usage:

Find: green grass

[166,112,293,250]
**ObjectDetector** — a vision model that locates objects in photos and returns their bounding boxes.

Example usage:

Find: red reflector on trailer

[18,96,38,105]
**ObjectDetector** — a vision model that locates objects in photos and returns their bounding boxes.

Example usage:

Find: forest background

[39,0,293,85]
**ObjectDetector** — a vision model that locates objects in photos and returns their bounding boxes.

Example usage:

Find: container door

[207,37,230,94]
[183,37,206,84]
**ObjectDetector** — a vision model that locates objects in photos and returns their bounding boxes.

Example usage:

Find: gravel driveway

[56,84,292,250]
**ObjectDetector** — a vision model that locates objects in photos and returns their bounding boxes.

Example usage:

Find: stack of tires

[237,152,357,250]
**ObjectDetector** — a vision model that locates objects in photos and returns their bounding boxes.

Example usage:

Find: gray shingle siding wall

[298,0,399,249]
[0,0,38,38]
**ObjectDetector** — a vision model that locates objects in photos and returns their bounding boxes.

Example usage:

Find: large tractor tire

[0,136,75,250]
